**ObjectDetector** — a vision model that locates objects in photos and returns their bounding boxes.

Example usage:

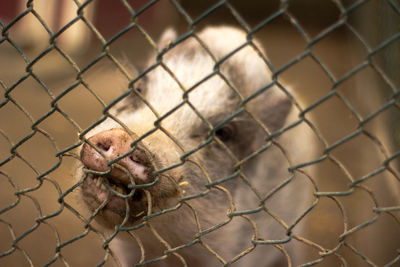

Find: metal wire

[1,0,400,266]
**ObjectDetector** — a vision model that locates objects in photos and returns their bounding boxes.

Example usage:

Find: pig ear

[260,89,293,132]
[158,28,178,50]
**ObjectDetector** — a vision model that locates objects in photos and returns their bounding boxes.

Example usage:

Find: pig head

[76,26,314,266]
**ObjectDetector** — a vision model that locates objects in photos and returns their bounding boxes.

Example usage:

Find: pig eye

[215,124,235,142]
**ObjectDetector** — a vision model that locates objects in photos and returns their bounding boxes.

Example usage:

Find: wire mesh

[1,0,400,266]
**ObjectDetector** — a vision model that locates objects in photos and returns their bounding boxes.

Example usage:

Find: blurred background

[1,0,400,266]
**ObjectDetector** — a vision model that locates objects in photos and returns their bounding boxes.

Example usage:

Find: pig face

[78,26,292,230]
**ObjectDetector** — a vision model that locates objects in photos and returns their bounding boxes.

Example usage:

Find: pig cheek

[156,180,180,199]
[143,175,178,204]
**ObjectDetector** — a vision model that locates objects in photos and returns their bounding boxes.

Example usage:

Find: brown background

[1,0,400,266]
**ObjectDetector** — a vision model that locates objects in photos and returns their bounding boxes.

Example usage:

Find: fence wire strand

[1,0,400,266]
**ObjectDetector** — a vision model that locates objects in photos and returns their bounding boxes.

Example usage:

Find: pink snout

[80,128,152,184]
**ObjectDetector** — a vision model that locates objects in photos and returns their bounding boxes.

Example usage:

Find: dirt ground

[1,1,400,266]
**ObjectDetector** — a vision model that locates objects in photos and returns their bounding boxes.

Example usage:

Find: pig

[77,26,317,266]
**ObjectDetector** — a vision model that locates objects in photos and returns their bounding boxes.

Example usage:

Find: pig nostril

[96,141,111,152]
[129,155,139,164]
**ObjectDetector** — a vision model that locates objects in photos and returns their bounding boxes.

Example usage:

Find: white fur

[81,26,317,266]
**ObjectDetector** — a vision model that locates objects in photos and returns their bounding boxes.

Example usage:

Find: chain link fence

[1,0,400,266]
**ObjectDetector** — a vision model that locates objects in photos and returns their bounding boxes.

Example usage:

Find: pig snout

[80,128,153,185]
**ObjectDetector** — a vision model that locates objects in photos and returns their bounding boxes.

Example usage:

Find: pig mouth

[82,173,148,223]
